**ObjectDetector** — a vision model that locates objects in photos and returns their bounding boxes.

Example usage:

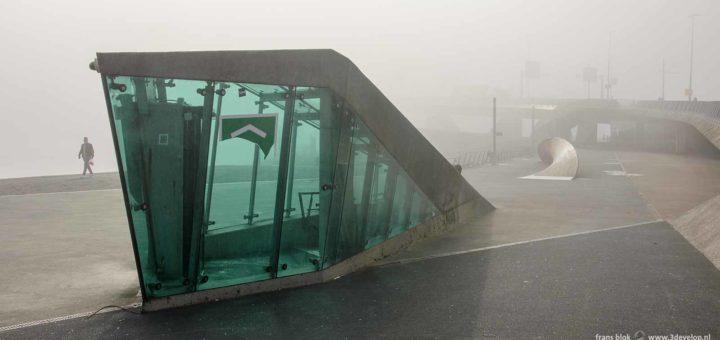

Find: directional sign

[219,114,278,158]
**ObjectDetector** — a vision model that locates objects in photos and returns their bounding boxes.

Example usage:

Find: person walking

[78,137,95,175]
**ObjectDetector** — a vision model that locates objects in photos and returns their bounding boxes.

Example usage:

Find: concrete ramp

[522,137,579,180]
[672,194,720,270]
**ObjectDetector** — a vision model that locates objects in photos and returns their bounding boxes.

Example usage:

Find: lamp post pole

[531,105,535,149]
[662,59,666,100]
[492,97,497,165]
[688,14,698,101]
[606,32,612,99]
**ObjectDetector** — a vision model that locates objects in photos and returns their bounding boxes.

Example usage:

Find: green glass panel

[198,83,289,289]
[104,74,439,298]
[324,113,440,266]
[277,87,336,277]
[387,174,410,238]
[106,76,213,298]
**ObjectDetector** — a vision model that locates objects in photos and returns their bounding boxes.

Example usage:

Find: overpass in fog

[449,99,720,169]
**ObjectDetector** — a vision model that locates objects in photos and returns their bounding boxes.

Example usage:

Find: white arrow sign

[230,124,267,139]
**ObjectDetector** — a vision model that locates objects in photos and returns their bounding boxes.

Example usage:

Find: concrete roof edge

[92,49,489,213]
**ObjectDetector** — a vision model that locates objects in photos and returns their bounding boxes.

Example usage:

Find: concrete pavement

[1,148,719,337]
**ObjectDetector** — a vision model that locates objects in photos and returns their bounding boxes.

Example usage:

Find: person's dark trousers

[83,159,93,175]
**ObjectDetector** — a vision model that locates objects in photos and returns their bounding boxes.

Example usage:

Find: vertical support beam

[284,117,299,217]
[189,82,215,289]
[203,84,227,230]
[101,76,148,301]
[129,77,160,281]
[246,101,266,225]
[270,87,297,277]
[322,107,354,267]
[317,91,335,265]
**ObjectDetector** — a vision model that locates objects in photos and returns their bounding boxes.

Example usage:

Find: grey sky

[0,0,718,178]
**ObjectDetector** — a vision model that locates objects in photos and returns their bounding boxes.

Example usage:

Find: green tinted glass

[276,87,335,277]
[198,83,290,289]
[104,76,438,300]
[106,76,213,298]
[323,114,439,266]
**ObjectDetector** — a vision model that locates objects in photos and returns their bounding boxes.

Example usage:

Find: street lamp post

[492,97,497,165]
[607,32,612,99]
[662,59,666,101]
[688,14,699,101]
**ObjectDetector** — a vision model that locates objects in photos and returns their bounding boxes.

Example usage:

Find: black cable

[85,305,141,319]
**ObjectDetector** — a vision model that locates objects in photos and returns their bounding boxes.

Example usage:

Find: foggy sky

[1,0,718,178]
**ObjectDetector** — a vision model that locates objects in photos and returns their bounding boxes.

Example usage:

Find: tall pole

[492,97,497,165]
[531,105,535,149]
[607,32,612,99]
[661,59,666,100]
[688,14,698,101]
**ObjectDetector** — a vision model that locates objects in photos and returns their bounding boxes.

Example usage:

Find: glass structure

[103,76,439,299]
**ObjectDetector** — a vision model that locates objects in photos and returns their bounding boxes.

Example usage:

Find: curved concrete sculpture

[523,137,579,180]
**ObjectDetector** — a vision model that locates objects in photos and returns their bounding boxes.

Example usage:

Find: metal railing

[634,100,720,119]
[449,148,531,169]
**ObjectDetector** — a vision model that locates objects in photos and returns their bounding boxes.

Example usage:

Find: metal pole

[284,119,299,217]
[607,32,612,99]
[189,82,216,290]
[270,86,297,277]
[492,97,497,165]
[204,84,228,228]
[531,105,535,149]
[662,59,666,100]
[688,15,698,101]
[246,101,265,225]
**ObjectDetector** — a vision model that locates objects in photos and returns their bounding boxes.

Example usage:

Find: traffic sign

[219,114,278,157]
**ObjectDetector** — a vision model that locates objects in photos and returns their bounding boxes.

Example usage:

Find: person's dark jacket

[78,143,94,161]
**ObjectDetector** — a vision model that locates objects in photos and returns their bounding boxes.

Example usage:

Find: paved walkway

[0,185,138,327]
[3,221,718,339]
[2,149,719,338]
[379,149,658,263]
[616,151,720,220]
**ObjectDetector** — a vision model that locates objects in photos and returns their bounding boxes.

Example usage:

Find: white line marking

[0,219,667,332]
[0,303,141,333]
[0,178,320,198]
[0,188,122,198]
[377,219,665,267]
[519,175,574,180]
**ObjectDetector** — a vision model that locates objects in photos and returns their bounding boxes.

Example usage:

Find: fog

[1,0,718,178]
